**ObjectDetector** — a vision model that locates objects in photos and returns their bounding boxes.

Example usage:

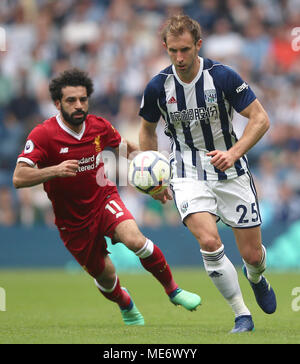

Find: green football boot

[169,288,202,311]
[120,288,145,326]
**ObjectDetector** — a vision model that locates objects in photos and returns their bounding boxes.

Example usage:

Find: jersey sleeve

[220,66,256,113]
[139,80,162,123]
[17,125,49,166]
[102,118,122,148]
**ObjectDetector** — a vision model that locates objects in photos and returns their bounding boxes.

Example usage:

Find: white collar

[56,114,86,141]
[172,56,204,87]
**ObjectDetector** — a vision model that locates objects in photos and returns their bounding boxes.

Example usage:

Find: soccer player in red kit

[13,69,201,325]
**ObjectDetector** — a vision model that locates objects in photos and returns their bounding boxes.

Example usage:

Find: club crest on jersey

[204,89,217,103]
[93,135,101,153]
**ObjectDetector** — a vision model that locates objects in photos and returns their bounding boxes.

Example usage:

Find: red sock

[139,244,178,295]
[96,277,131,310]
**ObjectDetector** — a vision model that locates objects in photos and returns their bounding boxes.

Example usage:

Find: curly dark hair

[49,68,94,102]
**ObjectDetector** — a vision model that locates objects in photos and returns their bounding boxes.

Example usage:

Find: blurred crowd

[0,0,300,228]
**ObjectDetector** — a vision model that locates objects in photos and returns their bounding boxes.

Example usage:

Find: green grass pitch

[0,268,300,344]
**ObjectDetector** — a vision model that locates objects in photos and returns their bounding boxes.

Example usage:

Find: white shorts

[170,173,261,228]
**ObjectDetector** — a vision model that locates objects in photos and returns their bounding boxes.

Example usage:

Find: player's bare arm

[116,138,139,159]
[139,118,158,151]
[207,99,270,172]
[13,160,79,188]
[138,118,172,204]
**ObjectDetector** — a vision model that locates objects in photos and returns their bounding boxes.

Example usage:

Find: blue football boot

[242,265,277,314]
[230,315,255,333]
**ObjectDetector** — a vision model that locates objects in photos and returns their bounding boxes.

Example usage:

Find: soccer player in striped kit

[139,14,276,333]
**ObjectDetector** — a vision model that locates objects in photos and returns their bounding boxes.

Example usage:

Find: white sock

[201,245,250,317]
[135,239,154,259]
[243,245,267,284]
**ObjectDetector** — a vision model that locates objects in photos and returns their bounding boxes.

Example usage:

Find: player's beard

[60,105,88,126]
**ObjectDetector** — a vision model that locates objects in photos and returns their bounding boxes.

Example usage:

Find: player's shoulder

[203,58,233,75]
[203,58,240,80]
[87,114,111,126]
[203,58,246,93]
[29,116,57,136]
[145,65,174,93]
[86,114,116,134]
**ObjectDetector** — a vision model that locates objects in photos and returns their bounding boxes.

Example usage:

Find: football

[128,151,171,195]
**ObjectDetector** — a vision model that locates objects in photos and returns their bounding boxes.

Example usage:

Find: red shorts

[58,192,134,278]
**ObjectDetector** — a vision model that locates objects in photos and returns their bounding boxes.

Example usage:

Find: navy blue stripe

[160,83,185,177]
[247,171,262,223]
[240,154,262,223]
[169,184,179,212]
[230,130,245,176]
[196,76,226,180]
[174,78,197,167]
[195,76,215,151]
[214,82,244,177]
[202,250,225,262]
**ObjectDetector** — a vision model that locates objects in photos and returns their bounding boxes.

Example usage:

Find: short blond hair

[161,14,202,45]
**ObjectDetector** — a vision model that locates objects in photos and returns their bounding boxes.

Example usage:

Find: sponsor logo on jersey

[24,140,34,154]
[169,106,219,126]
[78,155,95,172]
[209,271,223,278]
[59,147,69,154]
[77,153,102,172]
[168,96,177,104]
[236,82,249,94]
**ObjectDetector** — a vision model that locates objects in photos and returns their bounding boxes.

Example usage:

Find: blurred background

[0,0,300,271]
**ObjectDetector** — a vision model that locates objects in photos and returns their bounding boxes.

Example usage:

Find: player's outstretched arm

[139,118,158,151]
[207,99,270,172]
[116,138,139,160]
[230,99,270,159]
[13,160,79,188]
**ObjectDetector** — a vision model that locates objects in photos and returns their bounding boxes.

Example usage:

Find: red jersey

[17,114,122,231]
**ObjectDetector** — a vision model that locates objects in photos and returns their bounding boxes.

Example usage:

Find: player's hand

[152,187,173,204]
[206,150,236,172]
[56,160,79,178]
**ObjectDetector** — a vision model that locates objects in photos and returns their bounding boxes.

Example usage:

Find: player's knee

[199,235,222,252]
[95,273,116,288]
[114,220,146,251]
[121,232,146,252]
[243,247,263,266]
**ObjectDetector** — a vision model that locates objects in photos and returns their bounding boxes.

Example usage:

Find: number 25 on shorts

[236,202,258,224]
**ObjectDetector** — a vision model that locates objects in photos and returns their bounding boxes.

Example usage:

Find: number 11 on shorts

[105,200,124,218]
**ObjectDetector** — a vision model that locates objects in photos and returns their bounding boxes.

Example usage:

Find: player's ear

[163,41,167,50]
[196,39,202,52]
[54,100,61,111]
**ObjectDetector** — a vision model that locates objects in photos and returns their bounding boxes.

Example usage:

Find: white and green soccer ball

[128,151,171,196]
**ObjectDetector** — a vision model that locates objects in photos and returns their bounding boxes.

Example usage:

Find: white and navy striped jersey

[139,57,256,181]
